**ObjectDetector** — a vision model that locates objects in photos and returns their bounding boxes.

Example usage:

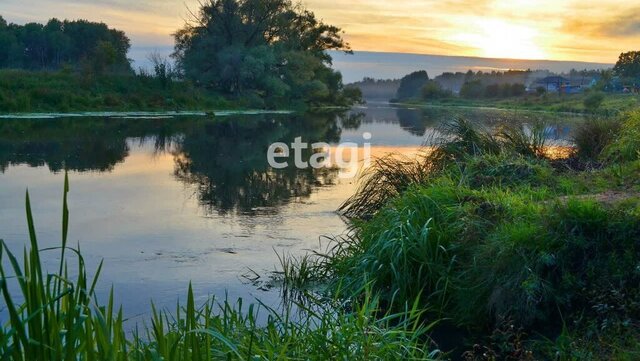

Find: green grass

[339,117,552,220]
[0,173,438,360]
[298,111,640,359]
[401,92,640,116]
[0,69,235,113]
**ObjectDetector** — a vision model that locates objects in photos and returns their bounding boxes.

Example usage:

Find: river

[0,103,582,321]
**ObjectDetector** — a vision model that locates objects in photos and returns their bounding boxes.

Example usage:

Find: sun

[453,19,546,60]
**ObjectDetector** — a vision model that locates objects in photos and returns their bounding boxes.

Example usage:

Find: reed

[0,173,437,360]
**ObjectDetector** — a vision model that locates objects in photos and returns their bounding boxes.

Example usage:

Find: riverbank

[303,111,640,359]
[2,108,639,359]
[0,69,242,113]
[394,92,639,116]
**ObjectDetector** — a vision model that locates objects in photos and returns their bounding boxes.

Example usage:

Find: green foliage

[329,169,640,355]
[460,80,484,99]
[0,18,131,72]
[462,153,553,188]
[572,118,621,160]
[0,175,439,360]
[421,80,452,100]
[583,91,605,112]
[469,82,527,99]
[173,0,355,108]
[340,118,550,219]
[327,114,640,358]
[605,110,640,162]
[0,69,230,112]
[396,70,430,100]
[613,51,640,79]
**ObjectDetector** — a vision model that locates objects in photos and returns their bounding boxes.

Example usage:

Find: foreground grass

[308,113,640,359]
[0,175,438,360]
[0,69,234,113]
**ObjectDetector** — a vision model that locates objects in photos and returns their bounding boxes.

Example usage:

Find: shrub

[333,178,640,332]
[462,153,553,188]
[572,118,621,160]
[583,91,605,112]
[605,111,640,162]
[340,118,551,220]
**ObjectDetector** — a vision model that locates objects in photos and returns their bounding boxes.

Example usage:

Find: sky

[1,0,638,64]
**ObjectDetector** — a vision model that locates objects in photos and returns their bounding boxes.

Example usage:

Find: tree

[396,70,429,100]
[173,0,353,107]
[148,51,175,88]
[460,80,484,99]
[484,83,500,98]
[0,17,131,71]
[421,80,450,100]
[511,83,526,97]
[613,51,640,79]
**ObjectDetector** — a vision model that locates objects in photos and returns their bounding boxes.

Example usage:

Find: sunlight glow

[452,19,547,60]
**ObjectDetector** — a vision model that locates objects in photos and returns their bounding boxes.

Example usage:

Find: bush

[0,69,231,113]
[572,118,621,160]
[605,111,640,161]
[583,91,605,112]
[462,153,553,188]
[333,175,640,332]
[339,118,550,220]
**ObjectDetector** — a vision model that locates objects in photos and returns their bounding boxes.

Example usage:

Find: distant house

[535,76,570,93]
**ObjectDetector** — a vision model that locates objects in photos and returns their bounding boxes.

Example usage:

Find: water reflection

[0,105,585,319]
[0,105,580,215]
[172,114,342,215]
[0,113,346,215]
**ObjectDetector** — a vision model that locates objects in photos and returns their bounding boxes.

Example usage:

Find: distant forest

[349,69,605,101]
[347,78,400,100]
[0,16,131,73]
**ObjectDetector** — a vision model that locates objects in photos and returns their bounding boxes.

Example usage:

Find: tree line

[0,0,362,109]
[0,16,131,73]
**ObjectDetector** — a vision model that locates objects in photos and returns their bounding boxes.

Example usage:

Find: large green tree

[395,70,429,100]
[173,0,359,107]
[613,51,640,79]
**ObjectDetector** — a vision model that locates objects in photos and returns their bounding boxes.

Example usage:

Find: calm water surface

[0,104,581,320]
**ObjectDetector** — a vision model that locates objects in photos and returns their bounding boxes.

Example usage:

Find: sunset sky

[2,0,639,63]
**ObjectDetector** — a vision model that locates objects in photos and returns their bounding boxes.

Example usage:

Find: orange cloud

[1,0,639,63]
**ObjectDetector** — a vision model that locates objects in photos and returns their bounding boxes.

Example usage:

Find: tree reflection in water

[172,113,343,215]
[0,106,571,214]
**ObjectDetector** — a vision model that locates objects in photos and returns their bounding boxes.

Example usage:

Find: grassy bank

[0,69,236,113]
[300,113,640,359]
[399,92,640,116]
